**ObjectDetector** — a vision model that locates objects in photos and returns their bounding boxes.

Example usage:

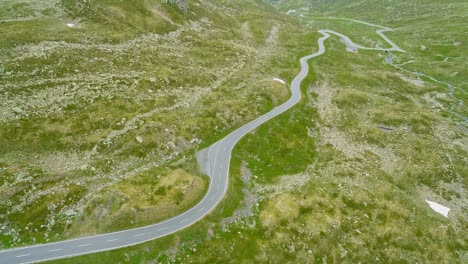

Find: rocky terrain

[0,0,311,248]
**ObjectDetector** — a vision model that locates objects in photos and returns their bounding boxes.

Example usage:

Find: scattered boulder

[136,136,143,143]
[377,126,393,131]
[12,107,23,114]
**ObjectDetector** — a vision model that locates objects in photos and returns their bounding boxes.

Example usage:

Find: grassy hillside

[0,0,311,247]
[272,0,468,90]
[1,0,466,263]
[51,1,466,263]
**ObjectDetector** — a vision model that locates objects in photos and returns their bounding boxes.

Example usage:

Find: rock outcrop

[163,0,189,12]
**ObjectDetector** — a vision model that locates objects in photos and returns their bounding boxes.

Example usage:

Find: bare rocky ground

[0,0,64,22]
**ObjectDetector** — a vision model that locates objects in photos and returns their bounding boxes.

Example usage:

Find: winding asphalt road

[0,22,403,264]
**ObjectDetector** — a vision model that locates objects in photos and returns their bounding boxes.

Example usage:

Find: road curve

[0,23,402,264]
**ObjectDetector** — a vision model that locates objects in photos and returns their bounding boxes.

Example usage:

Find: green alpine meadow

[0,0,466,263]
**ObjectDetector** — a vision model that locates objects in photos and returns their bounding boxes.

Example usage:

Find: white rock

[64,209,76,217]
[136,136,143,143]
[12,107,23,114]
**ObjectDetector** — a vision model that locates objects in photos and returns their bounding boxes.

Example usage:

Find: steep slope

[0,0,311,248]
[1,1,466,263]
[46,1,466,263]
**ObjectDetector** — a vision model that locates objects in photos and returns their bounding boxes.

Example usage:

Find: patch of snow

[273,78,286,85]
[425,199,450,217]
[66,23,75,28]
[286,10,296,15]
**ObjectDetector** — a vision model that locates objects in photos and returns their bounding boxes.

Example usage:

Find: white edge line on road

[17,195,225,263]
[0,182,216,255]
[18,231,185,264]
[77,244,92,247]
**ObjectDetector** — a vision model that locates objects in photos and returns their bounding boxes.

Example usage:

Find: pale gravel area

[240,21,253,40]
[422,92,447,110]
[0,20,213,122]
[5,19,211,61]
[313,82,399,174]
[0,0,64,22]
[395,72,425,87]
[1,72,144,122]
[320,126,399,174]
[266,26,279,47]
[221,161,313,231]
